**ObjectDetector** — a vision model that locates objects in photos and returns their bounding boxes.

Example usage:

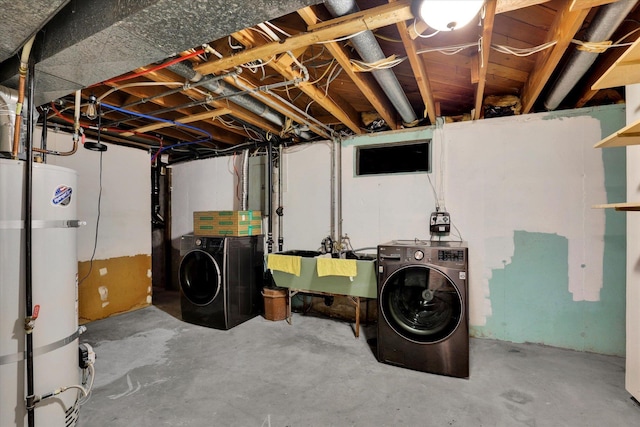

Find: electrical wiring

[320,63,343,97]
[350,55,406,72]
[492,40,557,56]
[97,81,184,102]
[265,21,292,38]
[416,42,477,56]
[100,102,213,139]
[78,363,96,406]
[101,48,205,85]
[228,36,244,50]
[301,45,327,66]
[412,19,440,39]
[315,30,367,44]
[374,32,403,43]
[49,103,164,147]
[308,59,337,85]
[78,124,103,287]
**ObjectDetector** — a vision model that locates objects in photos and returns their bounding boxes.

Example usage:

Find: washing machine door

[179,249,222,306]
[380,264,462,344]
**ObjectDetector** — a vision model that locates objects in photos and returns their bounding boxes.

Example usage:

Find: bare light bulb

[85,95,98,120]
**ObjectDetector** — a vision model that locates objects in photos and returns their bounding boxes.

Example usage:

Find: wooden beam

[298,6,399,129]
[194,0,414,76]
[269,52,363,134]
[121,108,231,136]
[520,0,589,113]
[496,0,551,14]
[391,0,436,123]
[474,0,497,120]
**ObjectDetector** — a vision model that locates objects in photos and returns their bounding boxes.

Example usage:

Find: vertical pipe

[330,140,336,242]
[24,59,35,427]
[40,107,47,163]
[278,144,283,252]
[12,35,36,159]
[266,140,273,253]
[241,149,249,210]
[337,138,343,248]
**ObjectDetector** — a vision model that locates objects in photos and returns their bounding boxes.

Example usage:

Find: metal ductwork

[544,0,638,111]
[0,0,317,107]
[0,0,69,63]
[167,61,288,130]
[324,0,418,124]
[167,61,316,140]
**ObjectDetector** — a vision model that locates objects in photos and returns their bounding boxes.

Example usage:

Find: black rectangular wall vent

[356,140,431,176]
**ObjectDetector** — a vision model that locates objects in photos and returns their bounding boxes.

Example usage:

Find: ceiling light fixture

[85,94,98,120]
[418,0,485,32]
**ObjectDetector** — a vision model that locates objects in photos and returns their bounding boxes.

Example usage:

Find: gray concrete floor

[77,291,639,426]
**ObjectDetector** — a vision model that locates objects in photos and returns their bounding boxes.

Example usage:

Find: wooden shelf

[593,202,640,211]
[594,118,640,148]
[592,36,640,90]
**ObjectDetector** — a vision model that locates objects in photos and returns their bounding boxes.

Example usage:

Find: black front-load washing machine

[377,240,469,378]
[179,234,264,330]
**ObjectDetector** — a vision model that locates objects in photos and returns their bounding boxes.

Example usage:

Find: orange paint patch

[78,254,151,323]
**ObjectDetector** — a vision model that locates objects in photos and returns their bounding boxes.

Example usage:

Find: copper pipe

[11,73,25,158]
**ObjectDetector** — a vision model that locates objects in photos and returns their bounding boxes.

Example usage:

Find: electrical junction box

[430,211,450,234]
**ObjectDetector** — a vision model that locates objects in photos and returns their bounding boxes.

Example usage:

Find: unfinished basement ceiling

[1,0,639,162]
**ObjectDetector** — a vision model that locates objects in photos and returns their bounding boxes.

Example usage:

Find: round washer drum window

[380,265,462,344]
[178,249,222,306]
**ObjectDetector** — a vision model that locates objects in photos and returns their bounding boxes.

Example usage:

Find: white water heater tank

[0,158,81,426]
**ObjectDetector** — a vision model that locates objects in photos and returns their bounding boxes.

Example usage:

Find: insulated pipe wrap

[324,0,417,124]
[167,62,287,127]
[544,0,638,110]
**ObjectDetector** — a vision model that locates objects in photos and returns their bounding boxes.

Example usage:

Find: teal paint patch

[592,105,626,356]
[473,230,625,356]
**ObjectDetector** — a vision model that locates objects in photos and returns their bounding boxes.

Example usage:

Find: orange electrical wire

[101,48,206,85]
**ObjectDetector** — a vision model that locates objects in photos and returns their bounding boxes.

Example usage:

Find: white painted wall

[280,142,333,250]
[625,84,640,399]
[41,130,150,261]
[444,113,608,324]
[170,155,236,239]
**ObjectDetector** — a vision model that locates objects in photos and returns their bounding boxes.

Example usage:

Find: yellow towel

[267,254,301,276]
[316,258,357,278]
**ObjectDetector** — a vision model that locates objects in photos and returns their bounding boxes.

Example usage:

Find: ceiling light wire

[413,19,440,39]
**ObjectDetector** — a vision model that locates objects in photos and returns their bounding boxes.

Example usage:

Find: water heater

[0,158,83,426]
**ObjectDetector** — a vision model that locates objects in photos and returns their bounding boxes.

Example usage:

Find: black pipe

[40,106,48,163]
[25,59,36,427]
[151,163,164,227]
[267,139,273,254]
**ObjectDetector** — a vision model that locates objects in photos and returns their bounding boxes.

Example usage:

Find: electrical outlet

[430,211,451,234]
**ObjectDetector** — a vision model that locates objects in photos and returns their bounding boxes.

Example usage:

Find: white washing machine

[377,240,469,378]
